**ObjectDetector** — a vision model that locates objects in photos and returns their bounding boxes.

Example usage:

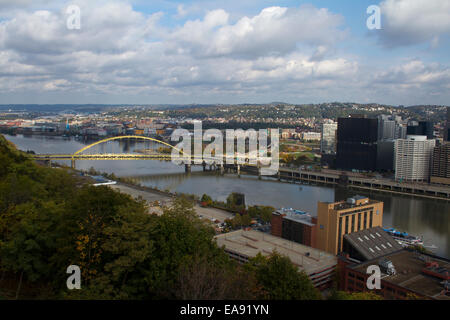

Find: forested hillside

[0,134,322,300]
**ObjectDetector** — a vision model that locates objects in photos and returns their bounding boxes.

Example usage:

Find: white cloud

[169,5,345,58]
[378,0,450,47]
[374,60,450,85]
[0,1,448,105]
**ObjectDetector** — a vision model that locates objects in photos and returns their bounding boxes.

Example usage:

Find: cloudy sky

[0,0,449,105]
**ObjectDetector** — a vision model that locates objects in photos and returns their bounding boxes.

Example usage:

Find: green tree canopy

[245,252,321,300]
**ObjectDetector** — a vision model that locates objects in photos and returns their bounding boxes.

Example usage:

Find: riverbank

[6,133,449,259]
[111,181,235,224]
[43,160,237,225]
[239,166,450,201]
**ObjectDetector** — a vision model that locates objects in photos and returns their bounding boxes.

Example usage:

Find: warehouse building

[341,226,403,262]
[338,249,450,300]
[215,229,337,290]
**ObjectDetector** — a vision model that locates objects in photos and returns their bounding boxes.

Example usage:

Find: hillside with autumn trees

[0,134,381,300]
[0,134,324,300]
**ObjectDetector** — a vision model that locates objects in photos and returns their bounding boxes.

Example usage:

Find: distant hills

[0,103,447,116]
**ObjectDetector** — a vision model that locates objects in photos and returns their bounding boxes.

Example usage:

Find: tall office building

[373,114,407,172]
[316,196,384,255]
[445,107,450,142]
[378,114,407,141]
[394,135,436,182]
[320,122,337,154]
[376,140,395,171]
[395,124,407,140]
[381,120,396,140]
[407,121,434,139]
[335,115,378,171]
[378,115,394,140]
[430,143,450,185]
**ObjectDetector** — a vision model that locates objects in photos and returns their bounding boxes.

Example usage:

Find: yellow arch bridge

[30,135,264,173]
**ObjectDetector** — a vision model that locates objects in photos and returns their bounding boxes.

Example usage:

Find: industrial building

[341,226,403,262]
[315,196,384,255]
[214,229,337,290]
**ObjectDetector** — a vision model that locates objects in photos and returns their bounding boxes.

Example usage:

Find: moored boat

[383,227,424,247]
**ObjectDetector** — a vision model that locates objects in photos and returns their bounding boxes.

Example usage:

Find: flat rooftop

[351,250,450,300]
[274,208,316,226]
[215,229,336,275]
[331,197,380,211]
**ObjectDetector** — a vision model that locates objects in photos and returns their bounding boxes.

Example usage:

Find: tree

[245,252,321,300]
[0,201,65,298]
[226,193,245,212]
[174,253,261,300]
[247,206,274,223]
[0,134,328,300]
[63,200,155,300]
[231,214,242,229]
[141,197,221,298]
[200,194,213,206]
[240,214,252,226]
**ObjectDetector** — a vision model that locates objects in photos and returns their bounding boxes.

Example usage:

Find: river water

[5,134,450,258]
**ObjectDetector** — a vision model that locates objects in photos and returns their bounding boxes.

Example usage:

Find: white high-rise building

[320,122,337,154]
[394,135,436,182]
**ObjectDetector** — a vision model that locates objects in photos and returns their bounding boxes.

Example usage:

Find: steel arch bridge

[30,135,262,168]
[31,135,188,162]
[73,135,184,156]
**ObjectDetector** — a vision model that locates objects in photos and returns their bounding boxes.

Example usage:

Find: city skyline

[0,0,449,105]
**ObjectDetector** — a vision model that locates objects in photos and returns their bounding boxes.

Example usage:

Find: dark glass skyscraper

[335,116,379,171]
[407,121,434,139]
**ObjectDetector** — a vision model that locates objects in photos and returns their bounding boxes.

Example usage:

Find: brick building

[271,208,317,247]
[338,249,450,300]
